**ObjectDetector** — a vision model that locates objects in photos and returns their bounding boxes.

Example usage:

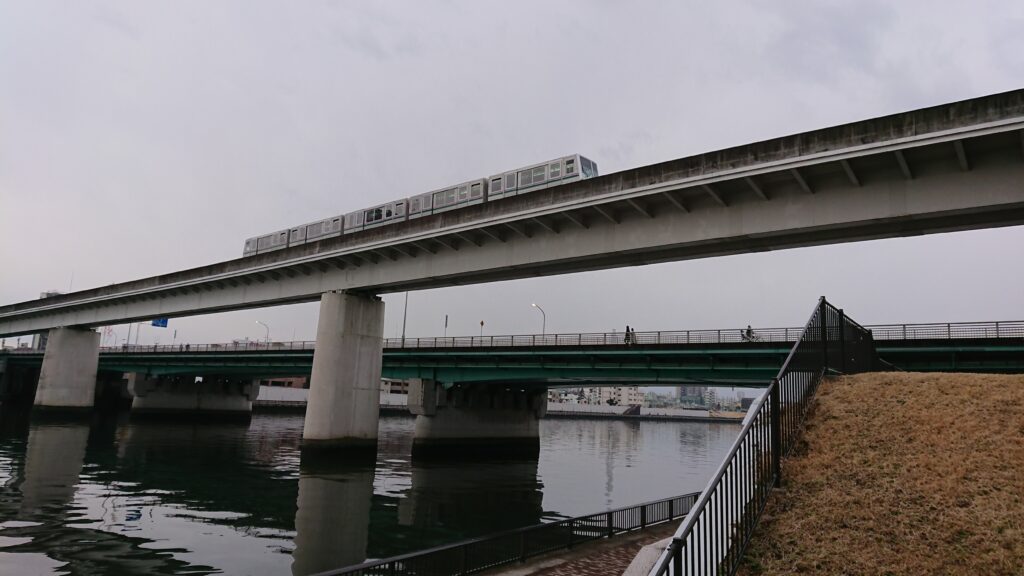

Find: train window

[491,177,502,191]
[566,159,576,174]
[447,189,457,204]
[582,159,595,178]
[385,208,392,218]
[458,185,469,200]
[505,173,516,189]
[471,182,482,197]
[518,169,531,186]
[411,198,419,211]
[532,166,545,181]
[549,162,561,178]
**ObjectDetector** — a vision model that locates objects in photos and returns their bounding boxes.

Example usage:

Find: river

[0,412,740,575]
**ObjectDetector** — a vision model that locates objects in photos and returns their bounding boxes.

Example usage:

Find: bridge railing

[322,492,700,576]
[648,298,878,576]
[3,319,1020,355]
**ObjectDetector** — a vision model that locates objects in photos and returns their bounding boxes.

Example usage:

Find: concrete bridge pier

[128,374,257,421]
[33,327,100,413]
[302,291,385,455]
[409,379,546,458]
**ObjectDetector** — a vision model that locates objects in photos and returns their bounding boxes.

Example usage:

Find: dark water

[0,412,739,575]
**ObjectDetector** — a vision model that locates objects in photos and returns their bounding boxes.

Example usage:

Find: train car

[255,229,289,253]
[304,215,344,243]
[344,199,407,234]
[408,191,433,219]
[242,154,597,255]
[488,154,598,199]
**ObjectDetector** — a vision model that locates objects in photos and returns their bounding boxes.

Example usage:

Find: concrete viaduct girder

[2,89,1024,336]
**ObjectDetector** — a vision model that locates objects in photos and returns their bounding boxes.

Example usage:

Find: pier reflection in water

[0,412,740,575]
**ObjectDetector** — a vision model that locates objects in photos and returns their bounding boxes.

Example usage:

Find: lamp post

[256,321,270,345]
[531,303,546,335]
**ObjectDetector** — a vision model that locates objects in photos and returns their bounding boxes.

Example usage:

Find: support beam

[504,222,532,239]
[303,291,385,454]
[390,244,418,258]
[744,177,768,200]
[626,199,654,218]
[371,249,399,262]
[895,150,914,179]
[840,159,861,186]
[702,184,728,206]
[954,140,971,171]
[478,227,507,243]
[411,241,437,255]
[562,211,590,229]
[432,236,460,251]
[453,232,483,247]
[661,191,690,212]
[531,217,559,234]
[128,373,256,421]
[409,380,546,457]
[592,205,619,224]
[34,327,100,413]
[790,168,814,194]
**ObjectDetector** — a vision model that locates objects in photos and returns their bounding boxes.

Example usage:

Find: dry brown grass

[738,372,1024,576]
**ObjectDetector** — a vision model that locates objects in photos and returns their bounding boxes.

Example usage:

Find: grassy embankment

[739,372,1023,576]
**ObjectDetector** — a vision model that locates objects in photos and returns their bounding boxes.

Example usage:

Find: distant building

[582,386,643,406]
[678,385,708,406]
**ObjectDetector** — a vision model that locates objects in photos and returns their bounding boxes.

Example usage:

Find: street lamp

[531,303,546,335]
[256,320,270,345]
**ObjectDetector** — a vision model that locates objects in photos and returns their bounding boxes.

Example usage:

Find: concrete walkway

[487,522,677,576]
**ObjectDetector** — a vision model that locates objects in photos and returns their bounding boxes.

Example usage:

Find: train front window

[581,159,594,178]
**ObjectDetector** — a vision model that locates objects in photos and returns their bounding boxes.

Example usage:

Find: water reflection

[0,413,739,575]
[292,456,374,576]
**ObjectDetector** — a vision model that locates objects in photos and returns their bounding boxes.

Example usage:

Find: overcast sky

[1,1,1023,346]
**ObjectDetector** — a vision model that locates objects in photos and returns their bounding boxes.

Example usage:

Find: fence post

[819,299,829,373]
[996,322,1000,338]
[607,511,614,537]
[640,505,647,530]
[770,378,782,484]
[668,497,674,520]
[947,323,951,339]
[838,309,847,374]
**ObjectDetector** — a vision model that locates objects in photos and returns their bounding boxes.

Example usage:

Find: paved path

[489,522,677,576]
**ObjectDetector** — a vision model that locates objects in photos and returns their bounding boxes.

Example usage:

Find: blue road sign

[151,318,169,328]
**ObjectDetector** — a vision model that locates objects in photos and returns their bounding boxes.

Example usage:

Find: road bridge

[4,89,1024,452]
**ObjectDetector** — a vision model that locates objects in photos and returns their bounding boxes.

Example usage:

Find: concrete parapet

[302,291,385,455]
[128,373,256,421]
[411,381,546,458]
[33,327,100,413]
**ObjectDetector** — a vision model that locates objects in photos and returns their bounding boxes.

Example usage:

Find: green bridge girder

[3,339,1022,385]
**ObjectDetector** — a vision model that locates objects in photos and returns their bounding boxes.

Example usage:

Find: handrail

[3,319,1019,355]
[647,297,879,575]
[317,491,701,576]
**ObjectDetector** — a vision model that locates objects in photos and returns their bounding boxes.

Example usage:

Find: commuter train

[242,154,599,256]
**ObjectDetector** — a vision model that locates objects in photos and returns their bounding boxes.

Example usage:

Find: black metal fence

[648,297,878,576]
[318,492,699,576]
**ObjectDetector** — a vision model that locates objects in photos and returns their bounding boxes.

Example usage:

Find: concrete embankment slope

[739,372,1024,576]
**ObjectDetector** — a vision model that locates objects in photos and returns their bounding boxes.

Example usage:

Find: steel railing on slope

[647,298,878,576]
[316,492,700,576]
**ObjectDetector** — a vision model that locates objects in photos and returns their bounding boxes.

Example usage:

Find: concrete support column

[409,379,546,458]
[302,291,385,453]
[34,327,100,413]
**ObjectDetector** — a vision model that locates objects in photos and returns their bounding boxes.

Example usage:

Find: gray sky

[1,1,1023,346]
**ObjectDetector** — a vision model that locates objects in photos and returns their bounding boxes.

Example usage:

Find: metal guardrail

[317,492,700,576]
[2,319,1020,355]
[648,298,879,576]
